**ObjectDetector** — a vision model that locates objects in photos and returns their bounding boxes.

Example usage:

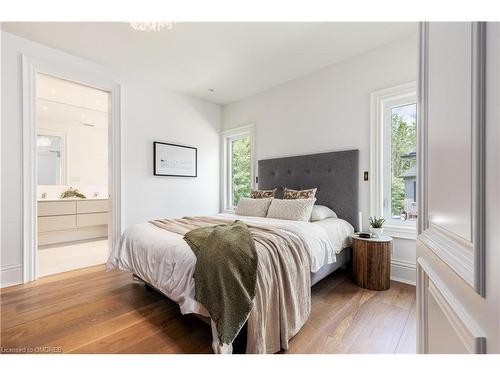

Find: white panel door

[427,23,472,242]
[417,22,500,354]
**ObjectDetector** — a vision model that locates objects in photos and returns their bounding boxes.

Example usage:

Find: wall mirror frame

[37,128,67,186]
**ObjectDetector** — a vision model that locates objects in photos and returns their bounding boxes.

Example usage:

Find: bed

[107,149,359,353]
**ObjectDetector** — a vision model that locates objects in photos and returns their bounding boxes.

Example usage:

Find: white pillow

[310,205,337,222]
[266,198,316,222]
[235,197,273,217]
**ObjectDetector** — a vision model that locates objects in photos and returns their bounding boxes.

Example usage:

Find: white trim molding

[419,224,475,287]
[370,81,417,240]
[21,54,121,283]
[384,224,417,240]
[417,22,429,236]
[221,124,255,212]
[417,22,486,296]
[0,263,24,288]
[22,56,37,283]
[470,22,486,295]
[417,257,486,353]
[391,258,416,285]
[109,83,122,256]
[0,26,2,290]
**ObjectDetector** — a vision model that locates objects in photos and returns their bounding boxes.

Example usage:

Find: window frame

[370,82,417,239]
[221,124,255,212]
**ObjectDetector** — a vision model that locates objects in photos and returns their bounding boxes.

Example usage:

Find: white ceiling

[37,73,109,113]
[37,73,108,130]
[4,22,417,105]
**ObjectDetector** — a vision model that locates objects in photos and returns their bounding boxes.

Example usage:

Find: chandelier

[129,22,175,32]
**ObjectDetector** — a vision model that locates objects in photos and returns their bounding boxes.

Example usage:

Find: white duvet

[106,213,354,319]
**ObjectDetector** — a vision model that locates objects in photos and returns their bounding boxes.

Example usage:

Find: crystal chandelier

[129,22,175,32]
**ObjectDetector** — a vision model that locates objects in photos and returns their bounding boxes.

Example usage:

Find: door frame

[22,54,121,282]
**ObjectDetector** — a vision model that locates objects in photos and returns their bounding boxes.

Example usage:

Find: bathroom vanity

[37,198,109,246]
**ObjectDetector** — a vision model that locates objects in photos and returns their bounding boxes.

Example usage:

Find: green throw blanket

[184,220,258,345]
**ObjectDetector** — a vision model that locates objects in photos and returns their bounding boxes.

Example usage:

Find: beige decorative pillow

[266,198,316,222]
[250,189,276,199]
[235,197,273,217]
[283,187,317,199]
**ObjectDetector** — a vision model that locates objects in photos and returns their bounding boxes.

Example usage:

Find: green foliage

[60,187,86,199]
[369,216,385,228]
[231,137,251,206]
[391,111,416,216]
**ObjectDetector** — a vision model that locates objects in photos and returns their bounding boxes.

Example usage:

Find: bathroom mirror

[37,133,66,185]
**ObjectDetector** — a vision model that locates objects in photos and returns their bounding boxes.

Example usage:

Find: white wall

[222,35,418,284]
[44,120,108,187]
[0,31,221,286]
[120,80,221,229]
[37,119,109,199]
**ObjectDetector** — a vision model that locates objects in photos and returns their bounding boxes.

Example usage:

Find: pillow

[266,198,316,222]
[250,188,276,199]
[310,205,337,222]
[283,187,317,199]
[235,197,273,217]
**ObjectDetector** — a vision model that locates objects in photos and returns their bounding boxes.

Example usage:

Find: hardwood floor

[0,265,416,354]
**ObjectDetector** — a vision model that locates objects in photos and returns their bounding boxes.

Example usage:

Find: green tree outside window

[391,106,417,217]
[231,137,251,206]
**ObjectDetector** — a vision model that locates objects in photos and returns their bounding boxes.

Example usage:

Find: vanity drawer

[38,201,76,216]
[77,212,109,227]
[76,200,109,214]
[38,215,77,232]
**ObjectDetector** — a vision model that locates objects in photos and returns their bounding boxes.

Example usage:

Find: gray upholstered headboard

[258,149,359,228]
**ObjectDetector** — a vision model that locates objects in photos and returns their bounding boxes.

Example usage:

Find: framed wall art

[153,142,197,177]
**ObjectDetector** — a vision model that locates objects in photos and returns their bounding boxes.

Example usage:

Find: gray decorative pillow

[266,198,316,222]
[235,197,273,217]
[250,189,276,199]
[283,187,317,199]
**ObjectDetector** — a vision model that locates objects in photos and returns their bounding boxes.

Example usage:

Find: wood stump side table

[351,235,393,290]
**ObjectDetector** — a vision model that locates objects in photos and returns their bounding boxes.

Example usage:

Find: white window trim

[370,82,417,240]
[221,124,255,212]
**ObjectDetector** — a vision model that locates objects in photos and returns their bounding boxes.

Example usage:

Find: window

[389,103,417,221]
[222,125,255,211]
[371,83,417,238]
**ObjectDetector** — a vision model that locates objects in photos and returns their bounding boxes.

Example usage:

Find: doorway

[35,73,111,277]
[21,55,121,282]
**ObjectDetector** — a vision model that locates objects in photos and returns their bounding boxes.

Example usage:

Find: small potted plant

[60,187,86,199]
[369,216,385,238]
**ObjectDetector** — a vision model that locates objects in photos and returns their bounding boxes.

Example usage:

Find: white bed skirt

[311,247,350,286]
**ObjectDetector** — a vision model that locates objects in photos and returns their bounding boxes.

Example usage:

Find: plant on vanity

[60,187,87,199]
[369,217,385,238]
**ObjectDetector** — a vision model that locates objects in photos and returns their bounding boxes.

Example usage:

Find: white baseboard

[1,260,416,288]
[1,263,23,288]
[391,259,416,285]
[0,259,416,288]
